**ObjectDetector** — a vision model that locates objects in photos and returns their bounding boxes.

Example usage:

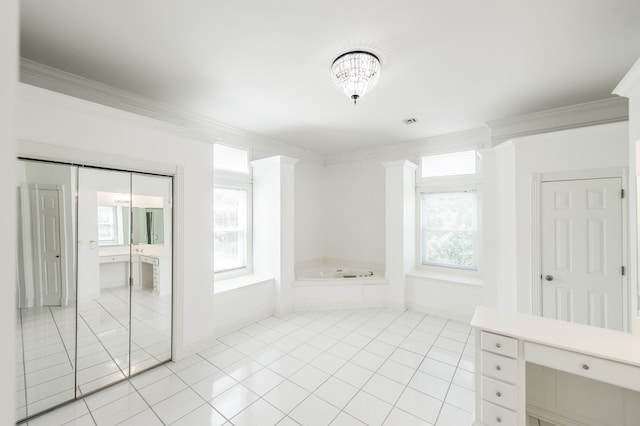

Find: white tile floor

[25,308,476,426]
[17,286,172,421]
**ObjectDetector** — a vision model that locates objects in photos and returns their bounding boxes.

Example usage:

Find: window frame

[214,173,253,280]
[97,205,123,246]
[416,149,483,275]
[418,187,480,271]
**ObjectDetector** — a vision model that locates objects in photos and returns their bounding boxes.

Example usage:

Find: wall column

[252,156,298,315]
[614,57,640,332]
[383,160,418,311]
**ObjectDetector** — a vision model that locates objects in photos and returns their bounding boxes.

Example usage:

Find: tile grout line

[432,319,474,425]
[35,308,475,426]
[48,306,75,371]
[76,311,127,394]
[19,308,29,419]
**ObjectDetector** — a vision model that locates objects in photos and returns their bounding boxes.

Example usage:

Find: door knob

[544,275,554,281]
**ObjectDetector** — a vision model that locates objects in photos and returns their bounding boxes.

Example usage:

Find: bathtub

[293,260,387,309]
[298,267,377,280]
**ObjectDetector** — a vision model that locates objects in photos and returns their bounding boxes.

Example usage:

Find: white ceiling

[19,0,640,155]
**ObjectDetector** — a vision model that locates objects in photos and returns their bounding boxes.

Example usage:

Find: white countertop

[471,306,640,367]
[99,245,165,257]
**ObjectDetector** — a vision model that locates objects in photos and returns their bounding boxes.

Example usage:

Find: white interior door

[541,177,624,330]
[36,188,63,306]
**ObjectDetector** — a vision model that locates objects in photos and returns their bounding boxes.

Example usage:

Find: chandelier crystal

[331,51,381,105]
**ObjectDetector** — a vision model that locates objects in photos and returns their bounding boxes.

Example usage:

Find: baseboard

[214,310,274,338]
[408,302,474,324]
[293,300,387,311]
[173,334,219,361]
[527,404,589,426]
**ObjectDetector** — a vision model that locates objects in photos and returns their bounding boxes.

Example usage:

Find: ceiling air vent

[402,118,418,125]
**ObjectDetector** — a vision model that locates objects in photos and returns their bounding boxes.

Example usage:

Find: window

[421,149,476,178]
[214,144,252,277]
[214,143,249,174]
[418,149,481,271]
[420,191,477,269]
[97,206,118,244]
[214,187,249,273]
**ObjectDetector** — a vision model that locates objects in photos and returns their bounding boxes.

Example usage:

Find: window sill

[408,269,483,287]
[213,274,273,294]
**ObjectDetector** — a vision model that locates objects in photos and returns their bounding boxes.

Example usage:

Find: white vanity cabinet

[98,251,162,294]
[479,331,521,425]
[99,253,138,289]
[472,306,640,426]
[138,255,160,294]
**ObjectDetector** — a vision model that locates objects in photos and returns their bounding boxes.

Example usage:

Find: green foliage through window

[421,191,477,269]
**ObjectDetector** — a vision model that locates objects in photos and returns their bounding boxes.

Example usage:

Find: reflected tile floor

[27,308,475,426]
[18,287,172,420]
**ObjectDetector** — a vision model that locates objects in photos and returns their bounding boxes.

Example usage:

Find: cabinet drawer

[481,376,518,409]
[525,342,640,392]
[99,254,129,264]
[481,351,518,384]
[481,400,517,426]
[481,331,518,358]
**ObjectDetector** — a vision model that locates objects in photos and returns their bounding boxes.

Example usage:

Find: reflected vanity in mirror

[16,159,173,422]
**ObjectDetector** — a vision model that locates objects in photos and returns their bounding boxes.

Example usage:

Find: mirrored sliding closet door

[16,160,78,419]
[129,173,173,375]
[16,159,173,422]
[76,168,133,395]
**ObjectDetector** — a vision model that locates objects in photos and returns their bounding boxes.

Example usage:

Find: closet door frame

[16,146,177,422]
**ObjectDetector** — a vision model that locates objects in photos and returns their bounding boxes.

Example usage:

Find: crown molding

[381,160,418,170]
[19,58,324,164]
[20,58,630,167]
[487,97,628,146]
[325,127,491,165]
[614,57,640,97]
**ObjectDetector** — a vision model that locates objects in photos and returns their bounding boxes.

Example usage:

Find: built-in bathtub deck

[294,262,388,309]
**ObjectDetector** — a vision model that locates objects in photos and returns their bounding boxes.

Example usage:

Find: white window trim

[98,205,125,246]
[416,138,485,282]
[420,190,479,271]
[417,183,482,273]
[214,179,253,280]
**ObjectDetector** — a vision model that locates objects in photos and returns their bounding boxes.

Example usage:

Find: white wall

[1,0,17,422]
[407,147,498,322]
[294,161,326,265]
[613,57,640,328]
[505,122,629,313]
[313,123,628,322]
[18,84,215,358]
[324,161,386,265]
[214,280,274,336]
[407,276,484,322]
[493,142,517,310]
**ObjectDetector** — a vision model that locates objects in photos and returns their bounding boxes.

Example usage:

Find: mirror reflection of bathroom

[15,159,77,419]
[77,167,132,395]
[15,159,173,422]
[130,173,173,375]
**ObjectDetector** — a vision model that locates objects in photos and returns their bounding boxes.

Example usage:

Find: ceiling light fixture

[331,51,381,105]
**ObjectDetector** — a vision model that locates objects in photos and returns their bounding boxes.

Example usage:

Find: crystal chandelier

[330,51,381,105]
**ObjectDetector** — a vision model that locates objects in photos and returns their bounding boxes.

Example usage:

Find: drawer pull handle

[582,364,589,370]
[495,365,501,371]
[496,391,502,397]
[496,417,502,423]
[495,343,502,349]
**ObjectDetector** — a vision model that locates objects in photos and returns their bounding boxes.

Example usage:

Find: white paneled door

[541,178,624,330]
[36,188,63,306]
